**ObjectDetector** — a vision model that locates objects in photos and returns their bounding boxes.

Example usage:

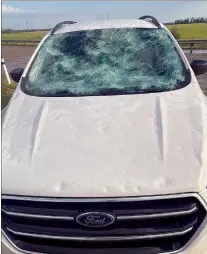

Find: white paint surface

[55,19,161,34]
[2,80,207,197]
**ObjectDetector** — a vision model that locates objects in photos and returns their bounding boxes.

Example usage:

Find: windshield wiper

[97,87,166,95]
[98,88,127,95]
[135,87,167,93]
[47,90,76,97]
[46,87,167,97]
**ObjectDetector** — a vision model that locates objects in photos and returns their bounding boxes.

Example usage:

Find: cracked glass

[23,28,190,97]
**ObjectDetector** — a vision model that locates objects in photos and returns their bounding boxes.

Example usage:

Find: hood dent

[30,102,47,165]
[155,96,166,162]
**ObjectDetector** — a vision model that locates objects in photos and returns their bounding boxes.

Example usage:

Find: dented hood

[2,83,207,197]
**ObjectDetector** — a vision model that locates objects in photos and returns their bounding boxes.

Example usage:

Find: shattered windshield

[22,28,190,97]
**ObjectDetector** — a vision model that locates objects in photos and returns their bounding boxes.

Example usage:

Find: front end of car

[1,193,207,254]
[2,17,207,254]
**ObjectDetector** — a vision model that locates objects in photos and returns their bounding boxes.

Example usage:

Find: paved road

[2,45,35,72]
[186,53,207,95]
[1,45,207,95]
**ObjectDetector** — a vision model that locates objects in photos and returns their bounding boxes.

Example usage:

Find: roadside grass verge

[2,42,39,46]
[1,80,16,109]
[180,43,207,49]
[2,31,47,41]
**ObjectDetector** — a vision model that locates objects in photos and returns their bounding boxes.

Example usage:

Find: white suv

[2,16,207,254]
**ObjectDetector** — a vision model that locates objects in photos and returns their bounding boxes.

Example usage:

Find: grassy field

[2,31,47,41]
[167,23,207,39]
[2,24,207,41]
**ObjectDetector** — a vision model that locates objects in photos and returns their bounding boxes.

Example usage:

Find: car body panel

[2,80,207,197]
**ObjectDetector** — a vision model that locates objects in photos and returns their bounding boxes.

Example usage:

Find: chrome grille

[2,194,206,254]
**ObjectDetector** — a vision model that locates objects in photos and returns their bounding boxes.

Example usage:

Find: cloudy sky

[2,1,207,29]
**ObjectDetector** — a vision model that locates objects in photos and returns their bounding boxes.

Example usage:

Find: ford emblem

[76,212,115,228]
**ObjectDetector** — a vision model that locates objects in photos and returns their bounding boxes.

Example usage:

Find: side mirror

[9,68,24,83]
[190,59,207,76]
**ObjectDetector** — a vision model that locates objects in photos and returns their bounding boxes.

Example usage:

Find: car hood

[2,82,207,197]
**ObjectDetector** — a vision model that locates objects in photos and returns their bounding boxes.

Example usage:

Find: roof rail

[51,21,77,35]
[139,15,161,29]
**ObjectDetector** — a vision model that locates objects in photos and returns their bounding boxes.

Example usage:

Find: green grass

[2,24,207,42]
[1,80,16,109]
[167,23,207,39]
[2,31,47,41]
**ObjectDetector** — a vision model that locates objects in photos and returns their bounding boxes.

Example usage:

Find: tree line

[174,17,207,24]
[2,28,50,33]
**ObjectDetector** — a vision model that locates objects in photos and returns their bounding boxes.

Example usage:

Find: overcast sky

[2,1,207,29]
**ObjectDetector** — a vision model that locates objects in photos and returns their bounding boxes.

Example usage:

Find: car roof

[54,19,165,35]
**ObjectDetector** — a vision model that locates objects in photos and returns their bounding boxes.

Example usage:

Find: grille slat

[4,216,198,237]
[6,226,194,242]
[2,208,74,220]
[2,195,206,254]
[2,204,198,221]
[117,205,198,220]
